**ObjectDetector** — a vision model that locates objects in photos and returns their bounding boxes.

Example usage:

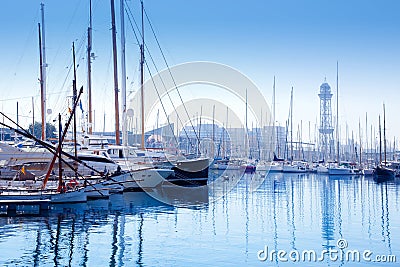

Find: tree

[28,122,56,140]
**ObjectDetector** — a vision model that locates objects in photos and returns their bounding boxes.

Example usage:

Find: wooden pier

[0,199,51,216]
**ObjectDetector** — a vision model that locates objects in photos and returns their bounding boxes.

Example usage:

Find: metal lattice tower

[318,81,334,160]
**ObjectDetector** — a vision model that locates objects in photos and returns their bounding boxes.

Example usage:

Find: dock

[0,199,51,216]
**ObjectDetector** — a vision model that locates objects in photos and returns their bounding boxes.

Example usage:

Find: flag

[68,107,72,114]
[21,166,26,175]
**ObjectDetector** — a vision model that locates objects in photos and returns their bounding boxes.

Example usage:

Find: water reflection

[0,173,399,266]
[0,188,209,266]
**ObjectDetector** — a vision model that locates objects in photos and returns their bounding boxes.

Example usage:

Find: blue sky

[0,0,399,147]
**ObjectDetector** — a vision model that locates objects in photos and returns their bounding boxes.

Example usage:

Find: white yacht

[328,162,360,175]
[256,161,283,172]
[316,164,329,174]
[282,161,307,173]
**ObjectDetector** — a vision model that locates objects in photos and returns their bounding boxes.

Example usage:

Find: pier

[0,199,51,216]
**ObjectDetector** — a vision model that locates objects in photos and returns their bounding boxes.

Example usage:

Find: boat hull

[168,158,210,186]
[328,168,359,175]
[362,168,374,176]
[282,165,307,173]
[108,169,164,191]
[50,189,87,203]
[374,165,395,178]
[256,162,283,172]
[316,166,329,173]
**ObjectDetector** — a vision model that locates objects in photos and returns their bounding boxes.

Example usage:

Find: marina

[0,0,399,266]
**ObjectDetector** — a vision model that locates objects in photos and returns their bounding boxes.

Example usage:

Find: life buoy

[66,179,79,189]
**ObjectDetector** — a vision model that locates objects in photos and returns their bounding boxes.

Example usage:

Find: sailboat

[240,89,256,173]
[103,0,210,186]
[256,77,283,173]
[362,113,374,175]
[328,62,359,175]
[0,91,89,203]
[282,87,307,173]
[374,104,395,180]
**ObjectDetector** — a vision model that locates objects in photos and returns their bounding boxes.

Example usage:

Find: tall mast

[383,103,387,164]
[358,118,362,166]
[379,115,382,164]
[365,112,368,166]
[72,43,78,164]
[120,0,127,146]
[226,106,229,158]
[87,0,93,134]
[32,97,35,137]
[260,108,263,160]
[245,88,248,158]
[273,76,276,156]
[336,61,340,163]
[38,23,45,140]
[245,89,248,132]
[16,102,19,131]
[370,124,373,166]
[198,106,203,156]
[300,120,303,160]
[58,113,62,188]
[110,0,120,144]
[40,3,47,140]
[290,87,293,162]
[212,105,215,148]
[140,0,145,149]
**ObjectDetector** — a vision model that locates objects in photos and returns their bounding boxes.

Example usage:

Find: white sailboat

[282,87,307,173]
[328,62,359,175]
[256,77,283,173]
[362,113,374,175]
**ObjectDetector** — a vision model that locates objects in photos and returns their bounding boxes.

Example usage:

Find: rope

[124,1,199,152]
[144,6,200,143]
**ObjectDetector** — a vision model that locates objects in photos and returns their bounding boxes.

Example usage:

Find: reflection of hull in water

[169,158,209,186]
[152,185,209,206]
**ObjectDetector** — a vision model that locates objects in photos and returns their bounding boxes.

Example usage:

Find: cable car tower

[318,79,335,161]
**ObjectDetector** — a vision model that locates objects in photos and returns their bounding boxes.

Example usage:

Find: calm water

[0,172,399,266]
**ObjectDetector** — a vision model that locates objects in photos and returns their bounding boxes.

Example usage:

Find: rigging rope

[124,2,195,151]
[143,6,200,143]
[124,1,200,152]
